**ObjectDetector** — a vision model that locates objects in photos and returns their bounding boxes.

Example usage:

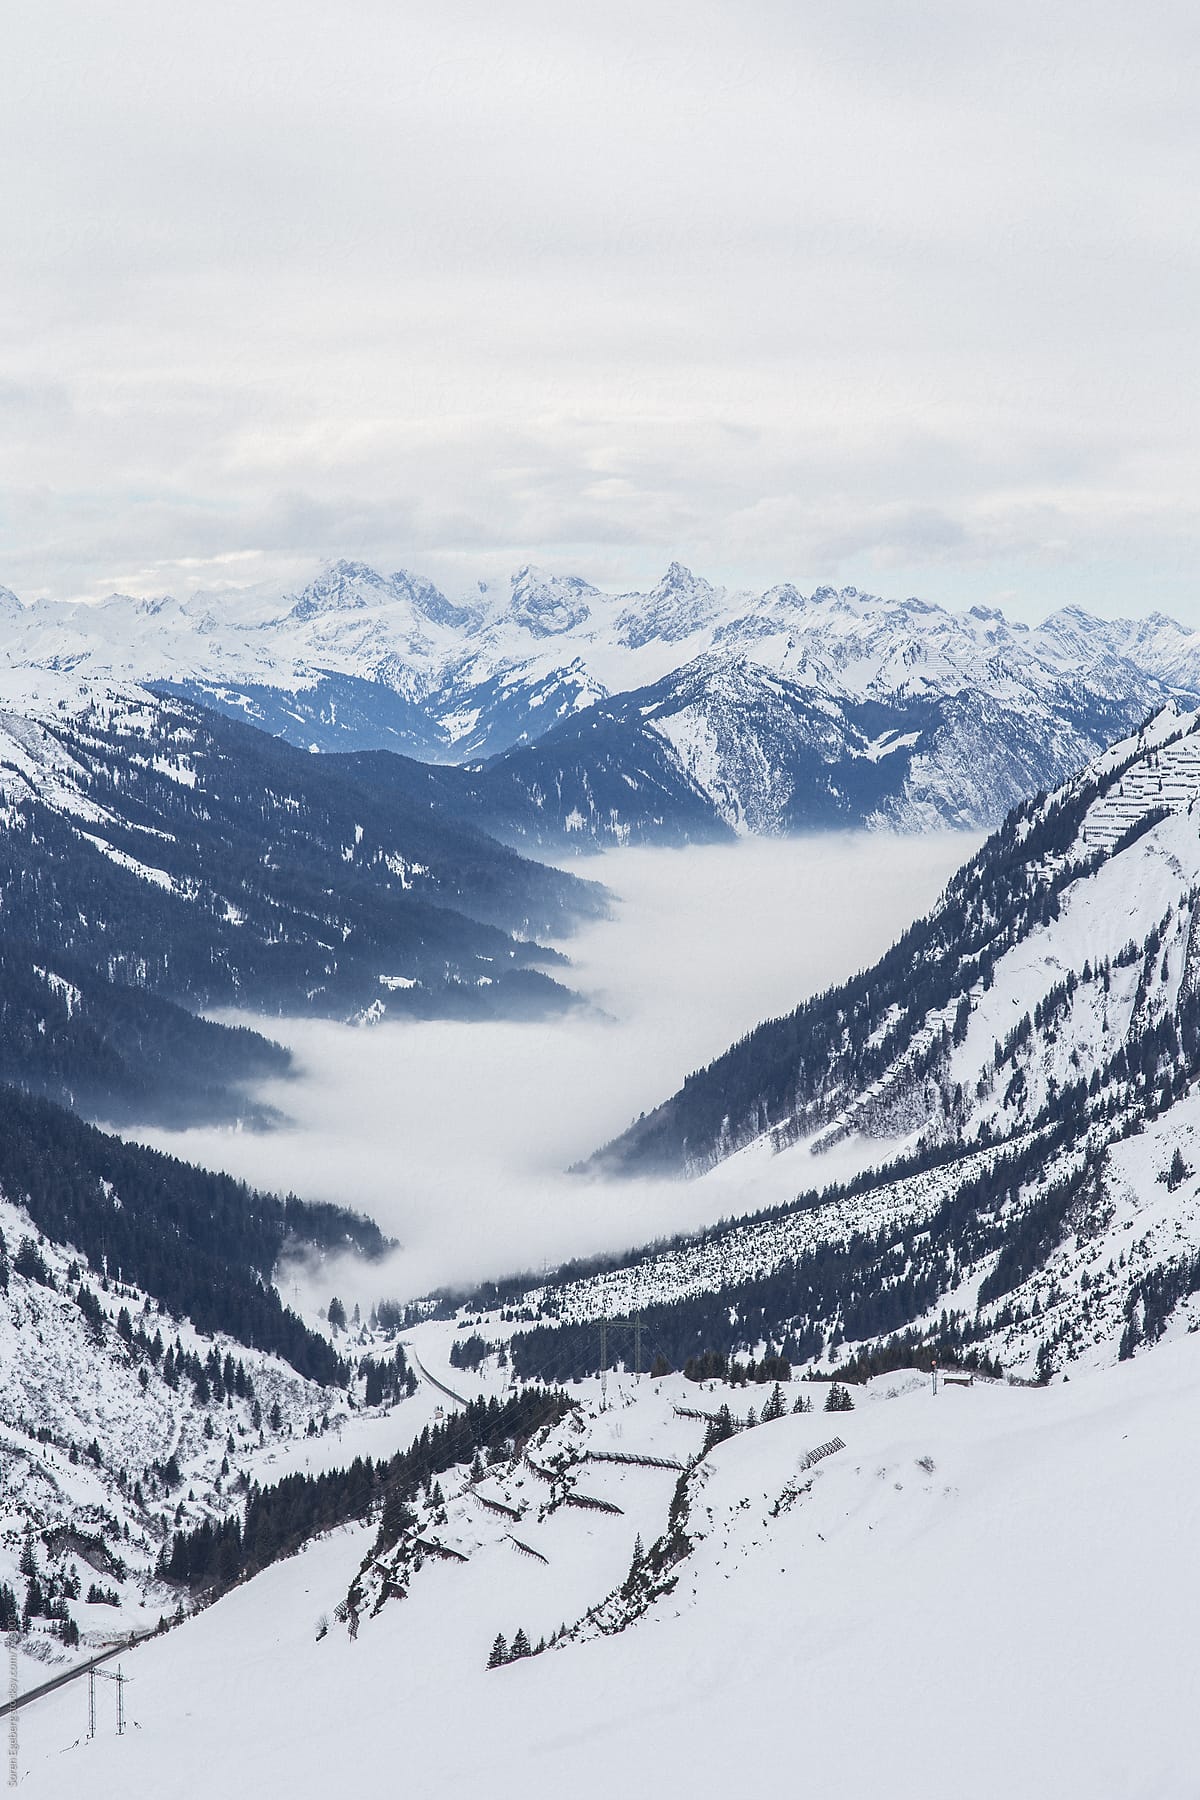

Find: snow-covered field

[129,832,975,1302]
[14,1327,1200,1799]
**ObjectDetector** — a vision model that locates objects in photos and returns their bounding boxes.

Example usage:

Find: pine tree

[792,1393,813,1414]
[487,1632,508,1669]
[23,1574,43,1621]
[702,1404,737,1454]
[761,1383,786,1421]
[511,1628,531,1659]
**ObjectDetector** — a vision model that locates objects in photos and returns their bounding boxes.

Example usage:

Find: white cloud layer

[2,1,1197,616]
[127,832,976,1308]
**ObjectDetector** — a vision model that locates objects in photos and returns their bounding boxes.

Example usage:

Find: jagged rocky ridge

[6,560,1200,842]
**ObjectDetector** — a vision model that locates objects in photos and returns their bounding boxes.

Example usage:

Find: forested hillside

[0,680,604,1121]
[0,1087,382,1379]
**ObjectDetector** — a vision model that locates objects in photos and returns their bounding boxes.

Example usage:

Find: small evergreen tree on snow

[824,1383,854,1412]
[1166,1148,1191,1191]
[761,1383,786,1422]
[792,1393,813,1413]
[487,1632,508,1669]
[23,1573,44,1621]
[511,1628,531,1659]
[702,1404,737,1454]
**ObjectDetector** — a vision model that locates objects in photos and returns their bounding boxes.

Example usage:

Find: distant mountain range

[5,559,1200,842]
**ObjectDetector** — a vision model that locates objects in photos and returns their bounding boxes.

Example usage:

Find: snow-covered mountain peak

[506,565,599,637]
[615,561,726,649]
[653,559,711,598]
[3,557,1200,840]
[286,560,400,621]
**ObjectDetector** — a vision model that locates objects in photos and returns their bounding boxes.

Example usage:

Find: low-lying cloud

[130,832,976,1312]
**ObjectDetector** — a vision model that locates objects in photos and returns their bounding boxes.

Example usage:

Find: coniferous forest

[164,1387,570,1593]
[0,1086,384,1380]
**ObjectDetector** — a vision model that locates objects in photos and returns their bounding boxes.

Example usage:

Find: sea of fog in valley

[130,833,978,1309]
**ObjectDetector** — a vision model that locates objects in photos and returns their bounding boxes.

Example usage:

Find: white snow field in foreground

[16,1333,1200,1800]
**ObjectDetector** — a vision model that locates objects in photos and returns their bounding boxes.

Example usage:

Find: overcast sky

[3,1,1198,617]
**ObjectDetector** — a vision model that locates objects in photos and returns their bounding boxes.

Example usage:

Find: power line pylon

[598,1313,643,1405]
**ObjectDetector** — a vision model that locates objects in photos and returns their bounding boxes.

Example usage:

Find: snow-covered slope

[600,703,1200,1173]
[4,561,1198,838]
[14,1331,1200,1799]
[0,1189,397,1660]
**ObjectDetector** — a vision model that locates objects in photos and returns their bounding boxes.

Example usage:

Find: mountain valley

[4,584,1200,1799]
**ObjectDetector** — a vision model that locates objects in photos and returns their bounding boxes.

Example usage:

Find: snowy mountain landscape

[11,6,1200,1792]
[11,1292,1200,1799]
[8,683,1200,1795]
